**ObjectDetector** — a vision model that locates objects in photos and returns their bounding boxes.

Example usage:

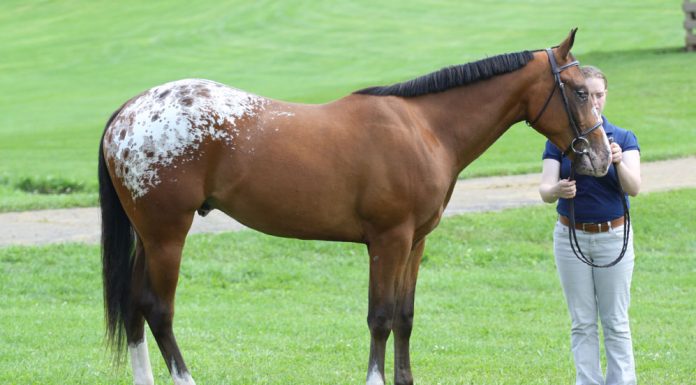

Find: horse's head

[526,28,611,177]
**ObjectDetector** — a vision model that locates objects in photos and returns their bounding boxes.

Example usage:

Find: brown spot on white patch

[195,86,211,98]
[176,86,192,99]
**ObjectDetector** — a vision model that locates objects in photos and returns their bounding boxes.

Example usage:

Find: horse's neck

[410,72,532,173]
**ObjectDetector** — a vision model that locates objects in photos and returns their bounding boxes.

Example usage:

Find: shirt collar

[602,115,615,136]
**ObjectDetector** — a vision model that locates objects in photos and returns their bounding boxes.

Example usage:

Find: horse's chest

[103,79,267,200]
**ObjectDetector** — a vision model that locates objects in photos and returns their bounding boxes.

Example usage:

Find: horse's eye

[576,90,588,102]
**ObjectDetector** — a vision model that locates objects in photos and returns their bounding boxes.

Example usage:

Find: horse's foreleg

[365,228,413,385]
[127,239,154,385]
[392,239,425,385]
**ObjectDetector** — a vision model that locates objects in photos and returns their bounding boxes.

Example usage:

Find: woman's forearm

[615,150,641,196]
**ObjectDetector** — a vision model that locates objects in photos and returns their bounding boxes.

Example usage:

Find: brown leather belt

[559,215,625,233]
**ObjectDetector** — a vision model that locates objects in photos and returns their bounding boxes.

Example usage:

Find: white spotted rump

[104,79,266,200]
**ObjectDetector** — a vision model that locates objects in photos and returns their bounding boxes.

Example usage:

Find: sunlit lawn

[1,1,694,211]
[1,188,694,384]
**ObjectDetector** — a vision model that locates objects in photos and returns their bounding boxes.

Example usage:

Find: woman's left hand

[611,142,623,164]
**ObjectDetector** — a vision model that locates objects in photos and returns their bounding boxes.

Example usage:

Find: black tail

[99,107,134,359]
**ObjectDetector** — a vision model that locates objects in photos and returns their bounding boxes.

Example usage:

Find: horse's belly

[212,184,365,242]
[225,206,364,242]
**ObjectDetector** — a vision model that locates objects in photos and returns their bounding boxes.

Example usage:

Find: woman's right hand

[539,158,575,203]
[556,178,576,199]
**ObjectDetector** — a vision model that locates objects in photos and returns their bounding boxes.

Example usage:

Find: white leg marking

[129,339,154,385]
[366,362,385,385]
[171,359,197,385]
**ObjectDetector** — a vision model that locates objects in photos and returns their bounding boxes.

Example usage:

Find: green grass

[0,175,97,212]
[1,1,694,211]
[1,188,694,384]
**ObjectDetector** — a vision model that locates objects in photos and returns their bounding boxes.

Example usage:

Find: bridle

[527,48,630,268]
[525,48,603,157]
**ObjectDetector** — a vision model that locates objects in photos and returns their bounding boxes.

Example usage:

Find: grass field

[1,1,694,212]
[1,188,694,384]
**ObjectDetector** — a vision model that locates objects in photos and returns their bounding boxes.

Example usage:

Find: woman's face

[586,77,607,116]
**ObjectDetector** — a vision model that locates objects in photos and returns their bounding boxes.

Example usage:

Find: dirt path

[2,157,694,246]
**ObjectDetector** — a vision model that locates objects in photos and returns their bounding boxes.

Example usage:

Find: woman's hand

[539,158,574,203]
[556,178,576,199]
[611,141,623,164]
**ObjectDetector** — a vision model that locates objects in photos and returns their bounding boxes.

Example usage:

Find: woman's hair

[580,65,607,89]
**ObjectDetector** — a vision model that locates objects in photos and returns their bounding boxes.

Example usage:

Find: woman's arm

[539,158,576,203]
[611,144,641,196]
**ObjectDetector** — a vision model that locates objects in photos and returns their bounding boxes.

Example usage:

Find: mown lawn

[1,1,694,211]
[1,188,694,384]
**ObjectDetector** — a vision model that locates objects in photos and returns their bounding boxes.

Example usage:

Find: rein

[527,48,629,268]
[566,147,631,268]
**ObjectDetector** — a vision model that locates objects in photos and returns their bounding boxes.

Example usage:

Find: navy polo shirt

[542,116,640,223]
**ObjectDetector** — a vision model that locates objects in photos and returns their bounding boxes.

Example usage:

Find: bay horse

[99,29,610,385]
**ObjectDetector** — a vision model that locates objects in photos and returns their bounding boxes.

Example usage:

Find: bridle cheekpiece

[526,48,603,157]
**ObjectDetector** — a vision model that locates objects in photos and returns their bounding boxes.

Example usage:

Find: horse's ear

[557,28,578,60]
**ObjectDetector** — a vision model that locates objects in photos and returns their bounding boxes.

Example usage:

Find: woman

[538,66,641,385]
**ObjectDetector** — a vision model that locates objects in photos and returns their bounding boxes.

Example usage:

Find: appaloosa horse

[99,29,610,385]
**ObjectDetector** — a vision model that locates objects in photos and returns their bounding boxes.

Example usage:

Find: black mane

[354,50,535,97]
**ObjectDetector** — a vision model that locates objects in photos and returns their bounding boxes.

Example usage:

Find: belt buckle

[596,221,611,232]
[581,222,603,233]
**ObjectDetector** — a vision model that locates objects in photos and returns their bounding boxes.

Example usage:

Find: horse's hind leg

[135,210,196,385]
[126,239,154,385]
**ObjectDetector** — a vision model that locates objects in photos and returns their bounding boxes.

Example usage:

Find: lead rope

[566,147,631,268]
